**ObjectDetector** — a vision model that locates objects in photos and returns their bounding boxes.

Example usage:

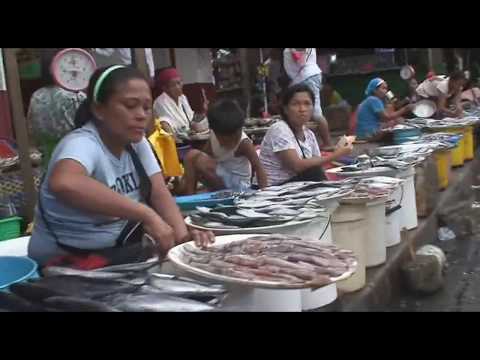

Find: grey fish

[0,291,46,312]
[44,296,121,312]
[267,208,301,217]
[42,266,127,280]
[13,276,138,301]
[205,206,238,216]
[201,222,240,229]
[235,209,272,219]
[102,293,215,312]
[10,281,66,303]
[148,273,176,280]
[93,258,159,273]
[147,275,227,297]
[235,200,276,209]
[196,206,212,214]
[295,211,322,220]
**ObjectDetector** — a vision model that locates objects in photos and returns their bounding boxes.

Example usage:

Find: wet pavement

[385,201,480,312]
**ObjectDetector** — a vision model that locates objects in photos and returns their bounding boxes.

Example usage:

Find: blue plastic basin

[0,256,39,291]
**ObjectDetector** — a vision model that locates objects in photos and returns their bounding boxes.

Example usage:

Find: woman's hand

[454,106,464,118]
[142,210,176,255]
[405,103,416,113]
[333,139,354,158]
[190,121,201,133]
[181,229,215,248]
[334,144,353,158]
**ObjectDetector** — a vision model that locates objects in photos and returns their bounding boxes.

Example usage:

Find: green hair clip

[93,65,126,103]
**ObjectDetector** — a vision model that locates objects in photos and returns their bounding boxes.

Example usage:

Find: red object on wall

[0,91,14,140]
[182,83,216,113]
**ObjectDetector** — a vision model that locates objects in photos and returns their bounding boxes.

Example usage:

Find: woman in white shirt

[152,67,208,142]
[260,84,353,186]
[283,48,333,149]
[416,71,467,118]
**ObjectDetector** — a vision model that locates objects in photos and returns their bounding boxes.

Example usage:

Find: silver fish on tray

[146,275,227,297]
[235,209,273,219]
[267,208,302,217]
[101,293,215,312]
[42,266,127,280]
[44,296,121,312]
[93,258,159,273]
[235,200,277,209]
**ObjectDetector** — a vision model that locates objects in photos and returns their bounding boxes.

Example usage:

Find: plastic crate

[0,217,22,242]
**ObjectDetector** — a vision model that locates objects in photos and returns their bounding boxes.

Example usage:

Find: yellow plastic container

[434,149,452,190]
[464,126,474,161]
[444,128,465,167]
[148,121,184,177]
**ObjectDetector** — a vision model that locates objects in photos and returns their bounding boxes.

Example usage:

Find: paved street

[386,204,480,312]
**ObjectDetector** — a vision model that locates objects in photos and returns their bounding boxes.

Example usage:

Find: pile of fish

[241,181,353,202]
[371,144,433,164]
[341,176,403,200]
[0,259,228,312]
[464,107,480,118]
[190,204,328,229]
[179,234,357,288]
[405,117,480,130]
[189,182,353,229]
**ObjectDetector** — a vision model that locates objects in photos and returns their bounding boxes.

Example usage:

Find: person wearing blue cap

[356,78,414,141]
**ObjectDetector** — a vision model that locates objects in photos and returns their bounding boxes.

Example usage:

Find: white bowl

[413,100,437,118]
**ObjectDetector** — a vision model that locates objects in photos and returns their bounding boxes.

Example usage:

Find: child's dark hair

[207,99,245,135]
[279,83,315,123]
[74,66,149,129]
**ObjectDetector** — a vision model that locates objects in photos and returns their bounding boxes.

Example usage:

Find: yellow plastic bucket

[464,126,474,161]
[444,128,465,167]
[434,149,452,190]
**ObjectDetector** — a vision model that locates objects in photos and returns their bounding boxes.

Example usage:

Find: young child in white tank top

[179,100,268,194]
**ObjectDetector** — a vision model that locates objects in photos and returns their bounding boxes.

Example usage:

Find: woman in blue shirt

[356,78,413,141]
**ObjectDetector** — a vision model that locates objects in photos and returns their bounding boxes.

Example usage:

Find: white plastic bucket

[365,199,388,267]
[331,204,367,293]
[168,217,337,312]
[385,208,401,247]
[224,286,302,312]
[300,219,338,310]
[164,262,303,312]
[397,166,418,230]
[385,186,402,247]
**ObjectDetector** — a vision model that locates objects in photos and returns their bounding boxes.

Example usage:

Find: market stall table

[168,234,357,312]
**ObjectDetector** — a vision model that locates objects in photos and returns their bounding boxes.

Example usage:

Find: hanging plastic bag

[148,120,183,178]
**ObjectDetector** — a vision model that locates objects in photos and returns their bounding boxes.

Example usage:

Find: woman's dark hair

[279,83,315,123]
[207,99,245,136]
[74,66,149,129]
[450,70,467,82]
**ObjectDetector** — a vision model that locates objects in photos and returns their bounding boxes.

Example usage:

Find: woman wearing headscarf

[152,67,208,142]
[356,78,413,141]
